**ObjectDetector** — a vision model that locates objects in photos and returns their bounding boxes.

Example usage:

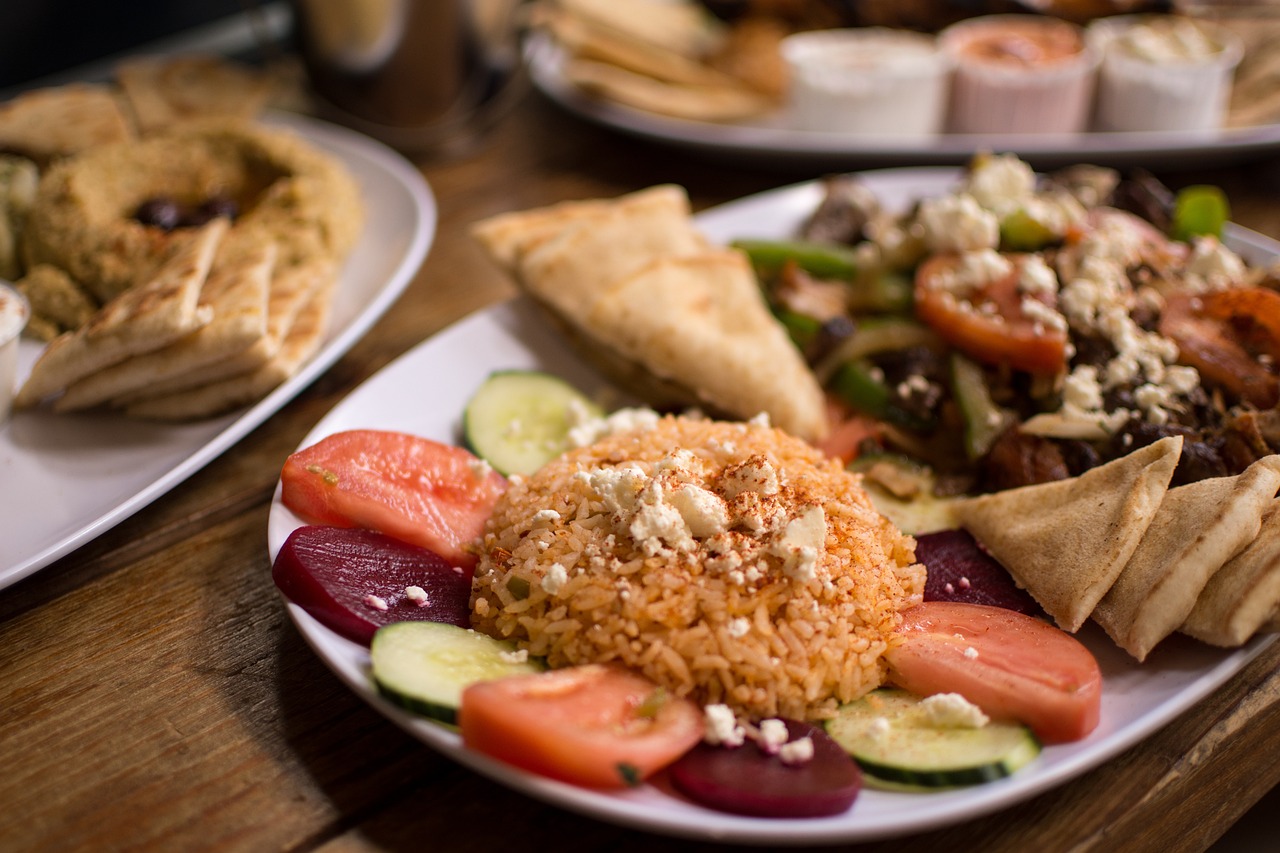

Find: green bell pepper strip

[1171,185,1229,242]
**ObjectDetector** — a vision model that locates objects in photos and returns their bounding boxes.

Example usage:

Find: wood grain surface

[3,90,1280,853]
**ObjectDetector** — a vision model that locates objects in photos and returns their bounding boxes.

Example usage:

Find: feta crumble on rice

[920,693,989,728]
[704,704,746,747]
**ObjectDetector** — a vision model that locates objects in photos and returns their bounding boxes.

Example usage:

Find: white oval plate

[526,33,1280,170]
[268,168,1276,844]
[0,112,436,591]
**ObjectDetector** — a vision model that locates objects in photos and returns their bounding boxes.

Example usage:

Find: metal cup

[289,0,525,156]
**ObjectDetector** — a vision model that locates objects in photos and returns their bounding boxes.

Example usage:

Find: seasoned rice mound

[471,415,924,721]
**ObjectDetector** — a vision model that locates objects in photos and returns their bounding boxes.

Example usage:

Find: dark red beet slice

[272,525,473,645]
[668,719,860,818]
[916,529,1043,617]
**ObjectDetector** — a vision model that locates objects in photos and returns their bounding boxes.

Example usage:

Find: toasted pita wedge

[14,219,227,407]
[125,276,335,421]
[1093,455,1280,661]
[515,185,708,319]
[952,436,1182,633]
[551,0,721,58]
[1180,501,1280,647]
[545,8,742,90]
[117,55,272,135]
[471,184,692,274]
[0,84,132,165]
[54,235,276,411]
[117,256,336,401]
[564,58,776,122]
[585,251,827,440]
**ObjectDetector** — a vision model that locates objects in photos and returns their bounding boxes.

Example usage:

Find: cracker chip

[14,219,227,407]
[564,58,776,122]
[0,84,133,165]
[953,436,1182,633]
[53,234,277,411]
[124,275,335,421]
[1093,455,1280,661]
[1181,501,1280,647]
[116,55,272,135]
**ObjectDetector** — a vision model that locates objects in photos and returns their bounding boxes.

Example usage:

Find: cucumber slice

[462,370,603,476]
[825,689,1041,790]
[370,621,545,724]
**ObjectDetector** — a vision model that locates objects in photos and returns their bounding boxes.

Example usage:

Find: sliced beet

[272,525,473,645]
[916,529,1043,617]
[668,719,861,818]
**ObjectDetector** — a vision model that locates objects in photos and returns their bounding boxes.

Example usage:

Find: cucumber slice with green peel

[825,689,1041,790]
[462,370,603,476]
[370,621,545,724]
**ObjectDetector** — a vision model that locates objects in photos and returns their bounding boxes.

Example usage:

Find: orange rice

[470,415,924,720]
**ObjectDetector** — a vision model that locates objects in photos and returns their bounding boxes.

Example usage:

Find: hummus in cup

[780,28,952,138]
[0,282,29,423]
[939,14,1098,135]
[1089,15,1243,133]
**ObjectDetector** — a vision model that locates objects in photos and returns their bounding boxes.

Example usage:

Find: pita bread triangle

[15,218,227,408]
[53,236,276,411]
[1181,500,1280,647]
[952,435,1182,633]
[1094,454,1280,661]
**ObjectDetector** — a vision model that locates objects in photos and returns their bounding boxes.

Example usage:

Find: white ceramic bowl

[0,281,29,423]
[1088,15,1243,133]
[780,28,953,138]
[939,14,1098,135]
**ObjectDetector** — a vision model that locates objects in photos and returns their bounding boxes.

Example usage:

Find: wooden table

[3,89,1280,853]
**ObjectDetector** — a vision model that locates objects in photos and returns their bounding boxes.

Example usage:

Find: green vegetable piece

[831,360,933,432]
[850,271,914,315]
[1172,185,1230,242]
[1000,208,1058,252]
[951,353,1016,461]
[463,370,603,476]
[775,308,822,351]
[732,238,859,280]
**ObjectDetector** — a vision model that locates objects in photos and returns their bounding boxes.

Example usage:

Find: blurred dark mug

[289,0,524,155]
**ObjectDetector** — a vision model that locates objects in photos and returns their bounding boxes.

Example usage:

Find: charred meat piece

[979,429,1072,492]
[799,175,882,246]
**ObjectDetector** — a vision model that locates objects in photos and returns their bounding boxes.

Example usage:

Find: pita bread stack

[536,0,786,122]
[954,440,1280,660]
[471,185,829,443]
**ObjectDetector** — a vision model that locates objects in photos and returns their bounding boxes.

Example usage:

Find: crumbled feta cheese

[468,457,493,479]
[1183,236,1246,291]
[748,412,772,428]
[567,406,661,447]
[541,562,569,595]
[499,648,529,664]
[668,484,730,538]
[577,463,648,515]
[770,505,826,583]
[920,693,990,728]
[530,509,560,525]
[630,494,695,555]
[757,718,789,754]
[867,716,892,742]
[1021,296,1067,332]
[1018,254,1059,296]
[917,193,1000,253]
[704,704,746,747]
[779,736,815,765]
[363,594,388,611]
[931,248,1012,296]
[964,153,1037,215]
[722,455,780,499]
[964,646,979,660]
[727,617,751,638]
[404,585,429,607]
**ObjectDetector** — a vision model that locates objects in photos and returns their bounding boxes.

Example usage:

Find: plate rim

[524,33,1280,165]
[0,110,437,591]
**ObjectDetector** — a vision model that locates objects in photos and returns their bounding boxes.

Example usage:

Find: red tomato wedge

[1160,291,1280,409]
[914,253,1068,376]
[459,664,705,789]
[817,395,884,463]
[884,601,1102,744]
[280,429,507,569]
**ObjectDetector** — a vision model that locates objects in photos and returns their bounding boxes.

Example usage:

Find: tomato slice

[914,253,1068,376]
[884,601,1102,744]
[1160,291,1280,409]
[459,664,705,789]
[816,395,884,463]
[280,429,507,569]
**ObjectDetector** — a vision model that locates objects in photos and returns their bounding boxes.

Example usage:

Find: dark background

[0,0,260,89]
